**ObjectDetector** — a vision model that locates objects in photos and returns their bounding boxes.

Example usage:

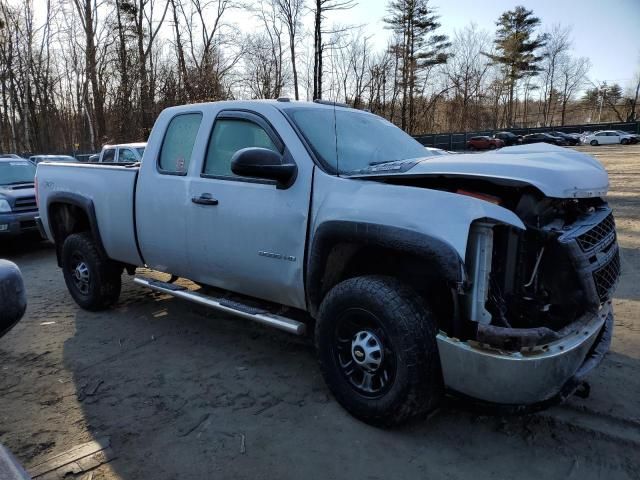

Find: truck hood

[351,143,609,199]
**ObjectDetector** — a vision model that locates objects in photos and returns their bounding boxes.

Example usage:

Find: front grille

[593,250,621,303]
[577,213,615,252]
[14,196,37,212]
[556,206,621,306]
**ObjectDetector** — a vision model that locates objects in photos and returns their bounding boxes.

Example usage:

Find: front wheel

[315,276,443,427]
[61,232,121,311]
[621,138,629,145]
[590,139,598,146]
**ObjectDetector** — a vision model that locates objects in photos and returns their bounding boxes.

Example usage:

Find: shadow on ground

[57,276,639,480]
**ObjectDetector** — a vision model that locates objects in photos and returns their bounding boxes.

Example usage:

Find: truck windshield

[0,160,36,185]
[284,107,427,174]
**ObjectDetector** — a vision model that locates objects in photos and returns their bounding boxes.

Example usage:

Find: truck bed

[37,162,143,266]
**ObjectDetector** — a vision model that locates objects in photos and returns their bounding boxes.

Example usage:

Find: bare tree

[627,57,640,122]
[130,0,170,135]
[312,0,356,100]
[274,0,304,100]
[72,0,107,146]
[444,24,491,131]
[557,54,589,125]
[540,24,571,126]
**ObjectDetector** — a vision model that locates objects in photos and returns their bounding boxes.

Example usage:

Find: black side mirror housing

[0,260,26,338]
[230,147,297,186]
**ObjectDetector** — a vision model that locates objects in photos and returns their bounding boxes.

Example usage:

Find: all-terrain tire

[61,232,121,311]
[315,275,443,427]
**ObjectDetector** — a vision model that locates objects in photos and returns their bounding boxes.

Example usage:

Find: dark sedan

[521,133,568,146]
[547,132,579,146]
[494,131,522,146]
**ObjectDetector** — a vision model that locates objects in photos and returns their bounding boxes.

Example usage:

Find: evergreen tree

[385,0,449,133]
[484,5,547,127]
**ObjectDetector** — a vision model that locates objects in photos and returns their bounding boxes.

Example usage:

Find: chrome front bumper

[436,303,613,405]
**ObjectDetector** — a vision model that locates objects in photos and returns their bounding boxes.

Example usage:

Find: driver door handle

[191,193,219,206]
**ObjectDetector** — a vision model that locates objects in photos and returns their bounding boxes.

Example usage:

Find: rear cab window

[102,149,116,162]
[158,113,203,175]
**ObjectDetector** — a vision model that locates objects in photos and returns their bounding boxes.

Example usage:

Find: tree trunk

[289,32,299,100]
[313,0,321,99]
[81,0,105,143]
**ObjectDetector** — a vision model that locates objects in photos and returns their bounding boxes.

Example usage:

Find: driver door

[186,110,312,309]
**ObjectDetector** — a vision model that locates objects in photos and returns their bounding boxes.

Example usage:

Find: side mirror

[0,260,26,338]
[231,147,297,186]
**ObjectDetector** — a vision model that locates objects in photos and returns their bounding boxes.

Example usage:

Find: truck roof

[160,99,365,115]
[102,142,147,149]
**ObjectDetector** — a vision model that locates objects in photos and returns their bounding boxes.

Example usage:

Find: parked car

[466,135,504,150]
[614,130,639,144]
[37,100,619,427]
[92,142,146,163]
[582,130,636,146]
[0,158,39,238]
[0,154,26,160]
[548,132,580,146]
[494,131,522,146]
[29,154,78,164]
[87,153,100,162]
[521,133,568,146]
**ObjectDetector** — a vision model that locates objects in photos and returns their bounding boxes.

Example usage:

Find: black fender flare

[46,192,108,265]
[306,220,466,314]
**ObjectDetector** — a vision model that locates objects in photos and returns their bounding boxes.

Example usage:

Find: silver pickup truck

[35,100,619,426]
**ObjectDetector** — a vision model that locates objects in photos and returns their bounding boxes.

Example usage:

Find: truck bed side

[37,163,143,266]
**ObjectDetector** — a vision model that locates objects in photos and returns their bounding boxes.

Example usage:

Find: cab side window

[119,148,138,162]
[158,113,202,174]
[203,119,279,178]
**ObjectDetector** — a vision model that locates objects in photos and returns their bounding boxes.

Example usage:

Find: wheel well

[317,243,456,333]
[49,202,92,266]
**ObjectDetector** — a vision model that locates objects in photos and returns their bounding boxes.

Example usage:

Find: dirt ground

[1,144,639,480]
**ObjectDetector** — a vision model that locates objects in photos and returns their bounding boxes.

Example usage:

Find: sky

[321,0,640,90]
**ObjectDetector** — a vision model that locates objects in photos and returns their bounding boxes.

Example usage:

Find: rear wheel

[489,144,497,150]
[61,232,121,311]
[590,139,598,146]
[467,144,475,151]
[315,276,443,427]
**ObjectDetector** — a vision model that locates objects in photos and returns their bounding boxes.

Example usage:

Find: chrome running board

[134,277,306,336]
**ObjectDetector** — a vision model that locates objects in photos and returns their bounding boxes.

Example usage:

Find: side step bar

[133,277,306,336]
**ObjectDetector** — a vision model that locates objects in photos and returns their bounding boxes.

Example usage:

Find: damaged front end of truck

[440,195,618,407]
[357,144,621,407]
